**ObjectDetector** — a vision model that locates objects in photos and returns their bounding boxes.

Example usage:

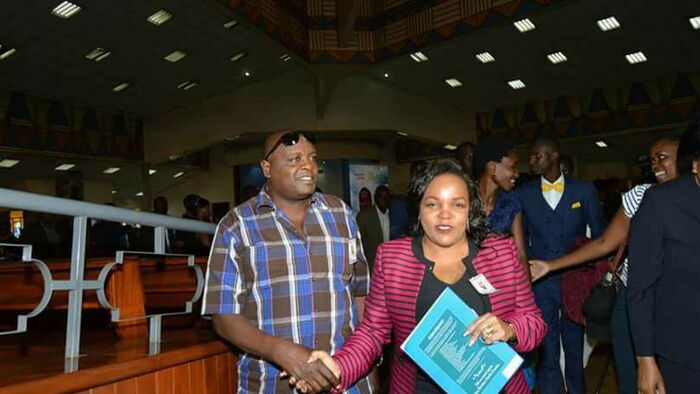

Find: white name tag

[469,273,497,295]
[348,239,357,264]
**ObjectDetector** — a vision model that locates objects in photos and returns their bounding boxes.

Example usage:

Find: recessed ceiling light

[164,50,186,63]
[595,140,608,148]
[383,72,390,78]
[85,47,111,62]
[230,51,246,62]
[223,19,238,29]
[625,51,647,64]
[445,78,462,88]
[410,51,428,62]
[0,48,17,60]
[148,169,157,175]
[547,51,568,64]
[103,167,120,174]
[689,16,700,30]
[597,16,620,31]
[396,131,409,137]
[508,79,526,90]
[177,80,197,90]
[113,82,130,92]
[443,144,458,150]
[135,191,144,197]
[52,1,81,19]
[475,51,495,63]
[243,71,251,77]
[111,190,117,194]
[513,18,536,33]
[147,10,172,26]
[173,171,185,178]
[280,54,292,62]
[55,164,75,171]
[0,159,20,168]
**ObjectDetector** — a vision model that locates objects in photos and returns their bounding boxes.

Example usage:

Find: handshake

[279,347,342,394]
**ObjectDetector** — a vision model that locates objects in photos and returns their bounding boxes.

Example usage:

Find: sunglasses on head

[263,130,316,160]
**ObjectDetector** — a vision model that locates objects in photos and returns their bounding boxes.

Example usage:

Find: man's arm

[584,182,607,238]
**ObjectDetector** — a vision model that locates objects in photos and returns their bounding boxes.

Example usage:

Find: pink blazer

[334,235,546,393]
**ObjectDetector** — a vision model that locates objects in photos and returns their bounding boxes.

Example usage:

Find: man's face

[375,188,391,213]
[261,136,318,202]
[460,145,475,174]
[529,144,557,176]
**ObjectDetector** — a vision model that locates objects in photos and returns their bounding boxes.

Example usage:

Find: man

[355,185,390,269]
[202,130,372,393]
[454,141,476,177]
[515,138,606,394]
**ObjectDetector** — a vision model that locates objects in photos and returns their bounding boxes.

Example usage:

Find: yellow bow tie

[542,182,564,193]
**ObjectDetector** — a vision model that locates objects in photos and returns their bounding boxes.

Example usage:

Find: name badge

[348,239,357,264]
[469,274,497,295]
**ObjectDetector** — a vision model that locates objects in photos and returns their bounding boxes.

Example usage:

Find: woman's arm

[332,244,394,389]
[530,207,630,281]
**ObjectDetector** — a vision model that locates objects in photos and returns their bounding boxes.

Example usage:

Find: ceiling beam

[335,0,360,48]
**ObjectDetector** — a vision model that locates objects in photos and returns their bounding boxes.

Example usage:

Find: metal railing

[0,187,216,368]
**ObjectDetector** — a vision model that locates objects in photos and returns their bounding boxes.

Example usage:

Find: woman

[627,122,700,392]
[528,137,680,394]
[308,160,546,393]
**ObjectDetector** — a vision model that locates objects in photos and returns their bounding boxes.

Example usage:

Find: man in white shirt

[356,185,391,269]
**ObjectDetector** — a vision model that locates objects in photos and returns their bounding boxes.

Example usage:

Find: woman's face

[649,140,679,184]
[493,152,519,192]
[419,173,470,249]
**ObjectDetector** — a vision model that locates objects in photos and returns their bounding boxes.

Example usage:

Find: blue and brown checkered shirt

[202,188,372,393]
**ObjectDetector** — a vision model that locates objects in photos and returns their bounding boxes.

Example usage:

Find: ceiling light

[223,19,238,29]
[547,51,568,64]
[595,140,608,148]
[445,78,462,88]
[396,131,408,137]
[508,79,526,89]
[443,144,458,150]
[0,159,19,168]
[280,54,292,62]
[113,82,130,92]
[147,10,172,26]
[410,51,428,62]
[103,167,120,174]
[173,171,185,178]
[0,48,17,60]
[111,190,117,194]
[689,16,700,30]
[164,50,186,63]
[475,51,495,63]
[243,71,251,77]
[135,192,144,197]
[383,72,390,78]
[55,164,75,171]
[230,51,246,62]
[148,169,157,175]
[597,16,620,31]
[513,18,536,33]
[177,80,197,90]
[52,1,81,19]
[85,47,111,62]
[625,51,647,64]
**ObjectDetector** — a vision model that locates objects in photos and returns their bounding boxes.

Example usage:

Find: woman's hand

[463,313,514,346]
[286,350,341,393]
[528,259,551,282]
[637,357,666,394]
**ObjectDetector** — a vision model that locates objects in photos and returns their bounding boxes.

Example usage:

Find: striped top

[333,235,546,393]
[619,183,651,285]
[202,189,371,393]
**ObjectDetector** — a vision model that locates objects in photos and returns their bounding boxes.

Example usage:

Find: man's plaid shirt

[202,189,372,393]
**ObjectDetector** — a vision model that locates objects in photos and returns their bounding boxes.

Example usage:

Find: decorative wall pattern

[224,0,562,64]
[476,73,700,142]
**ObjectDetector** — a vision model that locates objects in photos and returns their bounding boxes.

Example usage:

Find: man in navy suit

[515,138,606,394]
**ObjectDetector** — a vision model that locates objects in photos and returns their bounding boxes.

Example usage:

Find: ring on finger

[482,325,495,338]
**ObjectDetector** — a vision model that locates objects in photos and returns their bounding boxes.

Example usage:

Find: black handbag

[582,243,627,342]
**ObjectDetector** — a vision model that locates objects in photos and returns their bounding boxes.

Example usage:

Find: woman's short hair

[407,159,489,245]
[677,121,700,175]
[473,138,515,177]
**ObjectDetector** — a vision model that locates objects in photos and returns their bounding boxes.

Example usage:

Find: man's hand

[528,259,551,282]
[637,356,666,394]
[288,351,341,393]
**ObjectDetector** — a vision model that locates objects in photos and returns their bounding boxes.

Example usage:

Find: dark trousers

[611,284,637,394]
[534,276,585,394]
[658,357,700,392]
